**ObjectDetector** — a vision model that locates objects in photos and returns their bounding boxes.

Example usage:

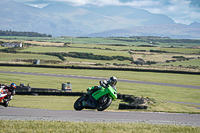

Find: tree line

[46,52,131,61]
[0,30,52,37]
[113,36,200,43]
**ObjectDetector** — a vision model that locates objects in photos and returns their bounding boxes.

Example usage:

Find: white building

[1,42,23,47]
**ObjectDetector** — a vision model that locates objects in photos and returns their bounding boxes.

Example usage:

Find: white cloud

[14,0,200,24]
[47,0,121,6]
[120,0,200,24]
[144,0,200,24]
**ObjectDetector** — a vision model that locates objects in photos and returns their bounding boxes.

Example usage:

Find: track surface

[1,71,200,89]
[0,107,200,126]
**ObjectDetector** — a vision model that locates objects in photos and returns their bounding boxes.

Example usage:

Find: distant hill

[0,0,199,39]
[0,0,76,36]
[87,23,200,39]
[83,5,175,26]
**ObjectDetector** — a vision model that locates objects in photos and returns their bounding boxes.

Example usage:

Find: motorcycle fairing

[92,85,117,100]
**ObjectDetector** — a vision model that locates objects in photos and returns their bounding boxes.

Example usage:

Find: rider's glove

[100,80,108,88]
[87,87,92,94]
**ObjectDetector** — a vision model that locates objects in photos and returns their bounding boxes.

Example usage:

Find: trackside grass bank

[0,66,200,86]
[8,95,200,113]
[0,120,199,133]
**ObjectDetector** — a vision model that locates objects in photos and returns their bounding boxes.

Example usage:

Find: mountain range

[0,0,200,39]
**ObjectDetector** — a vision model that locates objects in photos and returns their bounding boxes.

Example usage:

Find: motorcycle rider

[3,83,16,101]
[87,76,117,94]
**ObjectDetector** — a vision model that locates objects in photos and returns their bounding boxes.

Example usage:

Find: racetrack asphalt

[0,107,200,126]
[0,71,200,89]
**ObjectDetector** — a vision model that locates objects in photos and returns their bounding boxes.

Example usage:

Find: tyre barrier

[123,95,135,103]
[118,94,148,110]
[117,94,124,99]
[118,103,148,110]
[16,91,85,96]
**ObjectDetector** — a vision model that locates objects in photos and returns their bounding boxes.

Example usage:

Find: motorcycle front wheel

[96,96,112,111]
[74,97,84,111]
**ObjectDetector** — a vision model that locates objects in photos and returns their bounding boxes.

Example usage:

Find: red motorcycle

[0,87,9,107]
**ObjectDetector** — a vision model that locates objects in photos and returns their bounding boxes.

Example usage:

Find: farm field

[20,46,131,57]
[1,45,199,68]
[0,53,60,62]
[0,37,200,72]
[1,36,200,47]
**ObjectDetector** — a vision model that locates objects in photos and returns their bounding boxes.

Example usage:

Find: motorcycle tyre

[97,97,112,111]
[3,101,9,107]
[74,97,84,111]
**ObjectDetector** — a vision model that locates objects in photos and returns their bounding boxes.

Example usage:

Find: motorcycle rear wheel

[74,97,84,111]
[97,96,112,111]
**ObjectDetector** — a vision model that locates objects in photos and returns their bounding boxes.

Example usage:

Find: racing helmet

[108,76,117,85]
[10,83,17,89]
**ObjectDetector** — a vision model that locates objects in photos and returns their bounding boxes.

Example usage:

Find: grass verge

[0,120,199,133]
[0,66,200,86]
[8,95,200,113]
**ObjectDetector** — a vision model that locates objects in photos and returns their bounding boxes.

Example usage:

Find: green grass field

[1,120,199,133]
[1,37,200,70]
[65,56,132,66]
[8,95,200,113]
[1,66,199,86]
[20,46,131,57]
[1,36,200,46]
[0,53,60,62]
[160,58,200,67]
[160,47,200,54]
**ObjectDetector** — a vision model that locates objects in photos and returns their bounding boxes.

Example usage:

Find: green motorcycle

[74,85,117,111]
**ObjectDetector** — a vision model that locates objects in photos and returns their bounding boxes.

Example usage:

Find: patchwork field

[0,37,200,72]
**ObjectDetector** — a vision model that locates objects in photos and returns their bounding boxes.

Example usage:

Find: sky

[14,0,200,25]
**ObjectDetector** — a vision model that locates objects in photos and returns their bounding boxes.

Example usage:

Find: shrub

[172,56,185,59]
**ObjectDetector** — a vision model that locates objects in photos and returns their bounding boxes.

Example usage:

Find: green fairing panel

[92,86,117,100]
